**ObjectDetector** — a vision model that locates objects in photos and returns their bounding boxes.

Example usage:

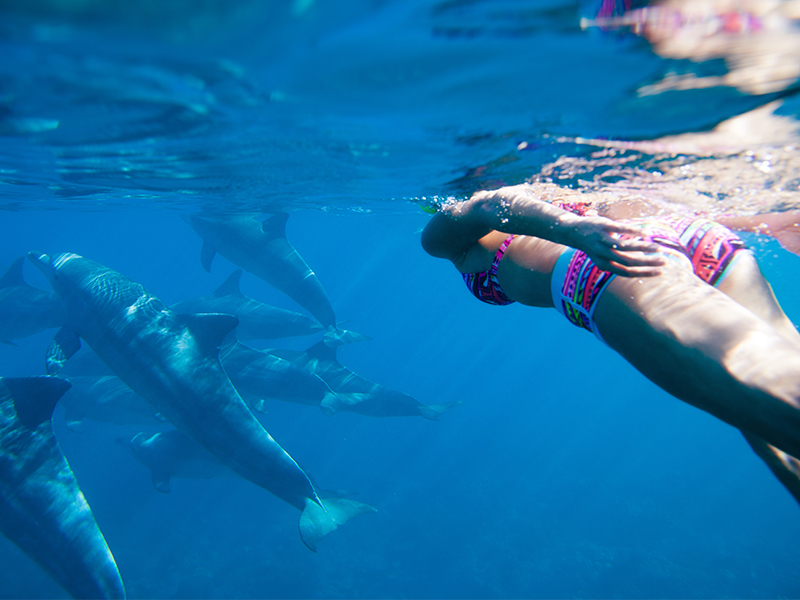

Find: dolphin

[271,342,462,419]
[183,213,364,346]
[29,252,376,552]
[170,270,324,341]
[0,256,65,343]
[60,375,164,431]
[219,339,349,414]
[118,429,361,500]
[116,430,233,494]
[0,376,125,599]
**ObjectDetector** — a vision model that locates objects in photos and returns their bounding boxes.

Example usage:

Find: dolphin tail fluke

[46,327,81,376]
[322,327,372,348]
[298,497,377,552]
[419,400,463,421]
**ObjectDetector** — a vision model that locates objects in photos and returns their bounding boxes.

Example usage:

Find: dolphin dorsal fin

[213,270,243,298]
[261,213,289,240]
[305,341,339,363]
[0,257,27,288]
[4,376,71,429]
[174,313,239,357]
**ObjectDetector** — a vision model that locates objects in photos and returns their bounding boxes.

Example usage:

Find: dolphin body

[170,270,324,341]
[59,375,164,431]
[271,342,462,420]
[219,340,349,414]
[0,257,64,343]
[30,252,375,551]
[0,376,125,599]
[184,213,337,328]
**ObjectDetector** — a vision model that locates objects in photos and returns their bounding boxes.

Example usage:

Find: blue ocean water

[1,1,799,598]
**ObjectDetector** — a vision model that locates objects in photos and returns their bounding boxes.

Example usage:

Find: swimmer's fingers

[606,237,661,254]
[594,249,665,277]
[606,261,663,277]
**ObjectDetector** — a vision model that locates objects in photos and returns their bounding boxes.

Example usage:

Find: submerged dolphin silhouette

[184,213,335,324]
[29,252,375,552]
[0,257,64,343]
[116,430,232,494]
[60,375,164,431]
[272,342,462,419]
[0,376,125,599]
[118,429,361,500]
[183,213,366,347]
[219,340,339,414]
[170,269,324,340]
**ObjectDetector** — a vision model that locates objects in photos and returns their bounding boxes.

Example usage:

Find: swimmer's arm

[422,184,665,276]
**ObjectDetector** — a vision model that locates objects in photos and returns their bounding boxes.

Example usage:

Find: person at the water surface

[422,182,800,504]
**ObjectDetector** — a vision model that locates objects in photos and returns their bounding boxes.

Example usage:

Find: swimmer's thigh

[715,251,800,345]
[593,262,800,458]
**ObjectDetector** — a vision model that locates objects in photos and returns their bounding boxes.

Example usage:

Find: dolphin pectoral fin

[3,376,71,429]
[298,496,377,552]
[1,340,18,347]
[173,313,239,357]
[200,241,216,273]
[46,327,81,375]
[323,327,372,348]
[419,400,463,421]
[213,270,244,297]
[154,412,168,422]
[250,398,269,415]
[151,469,172,494]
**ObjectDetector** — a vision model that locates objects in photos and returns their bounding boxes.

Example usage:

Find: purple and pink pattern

[463,235,516,306]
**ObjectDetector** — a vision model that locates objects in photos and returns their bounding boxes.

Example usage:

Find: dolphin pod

[0,376,125,599]
[29,251,376,552]
[170,269,324,341]
[183,213,368,347]
[0,256,65,344]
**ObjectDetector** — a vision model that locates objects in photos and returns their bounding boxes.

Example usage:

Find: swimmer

[422,182,800,504]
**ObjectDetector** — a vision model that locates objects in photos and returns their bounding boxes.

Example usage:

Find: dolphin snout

[27,252,51,274]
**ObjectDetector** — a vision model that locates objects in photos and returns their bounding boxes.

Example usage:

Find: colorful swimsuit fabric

[462,234,516,306]
[551,218,692,342]
[552,217,749,341]
[661,216,749,285]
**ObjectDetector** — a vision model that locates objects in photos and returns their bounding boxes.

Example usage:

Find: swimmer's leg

[594,261,800,459]
[715,251,800,345]
[715,251,800,505]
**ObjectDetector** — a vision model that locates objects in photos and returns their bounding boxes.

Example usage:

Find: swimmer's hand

[571,217,666,277]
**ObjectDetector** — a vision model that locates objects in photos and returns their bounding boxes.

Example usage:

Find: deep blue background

[0,1,799,598]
